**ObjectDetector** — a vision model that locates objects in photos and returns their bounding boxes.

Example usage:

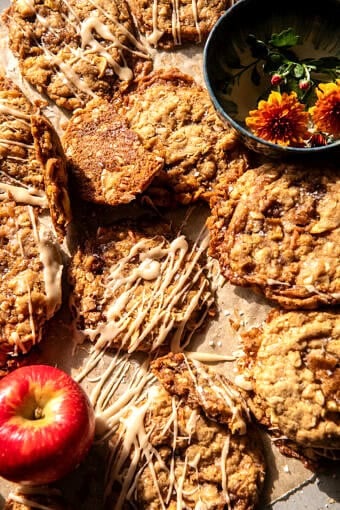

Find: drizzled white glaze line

[0,137,32,150]
[87,0,150,55]
[171,0,181,45]
[147,0,164,45]
[0,102,31,122]
[191,0,201,42]
[0,183,48,208]
[6,494,56,510]
[221,436,232,510]
[17,0,151,98]
[38,224,63,319]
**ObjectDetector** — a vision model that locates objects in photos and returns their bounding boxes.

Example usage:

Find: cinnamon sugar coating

[62,98,164,206]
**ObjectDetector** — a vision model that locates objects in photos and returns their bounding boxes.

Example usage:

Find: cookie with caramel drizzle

[3,0,152,111]
[103,352,266,510]
[68,220,215,354]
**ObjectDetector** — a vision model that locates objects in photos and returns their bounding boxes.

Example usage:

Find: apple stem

[34,407,44,420]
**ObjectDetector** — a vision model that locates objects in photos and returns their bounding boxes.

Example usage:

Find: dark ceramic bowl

[203,0,340,159]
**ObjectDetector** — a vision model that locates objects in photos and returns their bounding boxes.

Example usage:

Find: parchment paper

[0,11,338,510]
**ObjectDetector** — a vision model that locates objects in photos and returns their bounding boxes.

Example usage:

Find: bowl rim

[203,0,340,155]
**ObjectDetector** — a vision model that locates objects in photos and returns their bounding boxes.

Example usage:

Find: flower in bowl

[203,0,340,158]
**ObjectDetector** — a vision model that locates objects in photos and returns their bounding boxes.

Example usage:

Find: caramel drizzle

[83,233,212,353]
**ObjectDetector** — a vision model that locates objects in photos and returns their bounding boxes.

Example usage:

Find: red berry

[271,74,282,86]
[299,79,310,90]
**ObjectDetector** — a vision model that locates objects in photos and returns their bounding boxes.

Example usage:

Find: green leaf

[292,63,305,79]
[269,28,300,48]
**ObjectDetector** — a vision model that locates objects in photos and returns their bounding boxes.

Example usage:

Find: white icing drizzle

[83,233,212,353]
[0,182,48,207]
[191,0,201,42]
[0,101,31,122]
[183,357,248,434]
[76,344,239,510]
[221,435,232,510]
[147,0,164,45]
[0,137,33,151]
[185,351,236,363]
[7,486,62,510]
[171,0,181,45]
[37,223,63,319]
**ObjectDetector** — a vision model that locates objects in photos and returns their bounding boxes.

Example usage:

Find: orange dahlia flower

[309,80,340,138]
[245,91,309,146]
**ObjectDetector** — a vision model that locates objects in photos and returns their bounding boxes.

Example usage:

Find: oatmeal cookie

[0,76,71,238]
[238,309,340,462]
[0,196,63,374]
[208,162,340,309]
[116,69,249,206]
[0,77,66,374]
[128,0,230,49]
[62,98,164,205]
[68,221,215,353]
[3,0,152,111]
[107,353,266,510]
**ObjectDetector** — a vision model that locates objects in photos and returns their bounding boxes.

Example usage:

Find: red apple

[0,364,95,485]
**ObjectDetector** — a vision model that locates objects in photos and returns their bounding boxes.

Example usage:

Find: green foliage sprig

[225,28,340,105]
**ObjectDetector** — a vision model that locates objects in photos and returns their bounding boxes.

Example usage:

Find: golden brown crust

[62,98,164,206]
[129,0,230,49]
[116,69,249,206]
[238,309,340,456]
[207,162,340,309]
[68,222,215,353]
[3,0,152,111]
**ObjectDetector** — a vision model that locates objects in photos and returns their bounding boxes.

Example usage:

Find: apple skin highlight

[0,364,95,485]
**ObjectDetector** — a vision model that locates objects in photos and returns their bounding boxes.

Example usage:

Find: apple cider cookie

[207,162,340,309]
[128,0,230,49]
[0,197,63,374]
[68,221,215,354]
[3,0,152,111]
[0,77,68,374]
[237,309,340,463]
[62,98,164,206]
[116,69,249,206]
[105,353,266,510]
